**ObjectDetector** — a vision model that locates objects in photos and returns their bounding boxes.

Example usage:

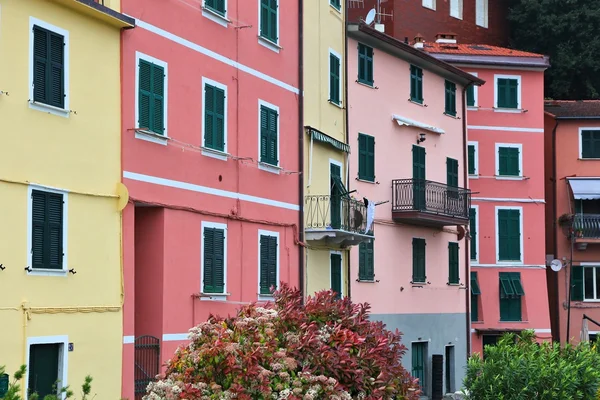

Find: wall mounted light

[416,133,426,144]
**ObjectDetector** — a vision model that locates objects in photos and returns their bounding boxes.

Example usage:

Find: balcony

[391,179,471,227]
[305,195,374,247]
[563,214,600,250]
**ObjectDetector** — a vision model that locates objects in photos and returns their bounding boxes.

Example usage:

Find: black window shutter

[31,190,47,269]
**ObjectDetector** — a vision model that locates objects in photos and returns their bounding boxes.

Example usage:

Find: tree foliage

[0,365,92,400]
[145,284,421,399]
[464,330,600,399]
[508,0,600,99]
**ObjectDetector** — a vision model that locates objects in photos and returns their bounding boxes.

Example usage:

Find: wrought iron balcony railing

[305,195,372,235]
[573,214,600,239]
[392,179,471,220]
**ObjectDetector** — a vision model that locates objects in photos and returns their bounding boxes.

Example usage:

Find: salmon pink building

[424,35,552,354]
[544,101,600,344]
[118,1,301,398]
[347,24,483,397]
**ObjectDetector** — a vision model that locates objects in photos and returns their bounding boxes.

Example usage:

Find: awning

[567,178,600,200]
[499,273,524,298]
[306,126,350,153]
[392,114,446,135]
[471,272,481,295]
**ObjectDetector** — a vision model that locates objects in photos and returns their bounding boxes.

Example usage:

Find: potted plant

[558,213,574,227]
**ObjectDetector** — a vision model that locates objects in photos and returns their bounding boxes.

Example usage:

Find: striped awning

[306,126,350,153]
[567,178,600,200]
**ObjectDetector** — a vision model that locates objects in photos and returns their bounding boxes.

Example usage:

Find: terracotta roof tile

[545,100,600,118]
[422,42,544,58]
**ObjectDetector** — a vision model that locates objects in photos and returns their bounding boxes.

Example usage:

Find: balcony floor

[305,228,374,247]
[392,210,469,228]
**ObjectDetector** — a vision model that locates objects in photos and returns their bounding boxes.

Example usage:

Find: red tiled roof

[545,100,600,118]
[422,42,544,58]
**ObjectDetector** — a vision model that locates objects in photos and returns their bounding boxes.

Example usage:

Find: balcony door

[330,163,343,229]
[412,145,426,210]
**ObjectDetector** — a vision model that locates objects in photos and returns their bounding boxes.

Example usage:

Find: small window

[138,58,166,135]
[446,158,458,187]
[358,241,374,281]
[468,143,478,175]
[259,103,279,166]
[358,43,374,86]
[202,224,226,294]
[471,271,481,321]
[259,0,278,44]
[358,133,375,181]
[422,0,436,10]
[31,190,65,271]
[496,77,519,109]
[330,0,341,10]
[476,0,488,28]
[410,65,423,104]
[499,272,523,321]
[469,207,478,261]
[580,130,600,159]
[444,80,457,116]
[412,342,427,393]
[497,145,521,177]
[203,81,227,152]
[259,232,278,296]
[32,25,66,109]
[330,253,342,298]
[412,238,426,283]
[448,242,459,284]
[571,265,600,301]
[450,0,463,18]
[497,208,521,262]
[329,51,341,105]
[28,343,62,398]
[204,0,226,15]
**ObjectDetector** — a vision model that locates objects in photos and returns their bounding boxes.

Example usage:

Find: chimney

[414,33,424,49]
[374,23,385,33]
[435,32,458,44]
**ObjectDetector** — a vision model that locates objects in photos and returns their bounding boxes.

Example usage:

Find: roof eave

[429,53,550,70]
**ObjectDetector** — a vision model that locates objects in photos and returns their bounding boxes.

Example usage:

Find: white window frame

[257,229,280,301]
[330,0,342,12]
[495,143,523,180]
[328,48,343,108]
[581,264,600,302]
[422,0,436,10]
[26,335,69,400]
[467,72,479,108]
[200,221,228,300]
[494,74,522,112]
[450,0,463,19]
[329,250,344,298]
[201,77,229,160]
[470,205,479,263]
[257,99,281,173]
[495,206,524,264]
[201,0,230,27]
[476,0,488,28]
[578,127,600,160]
[134,51,169,145]
[468,141,479,177]
[29,17,70,118]
[257,0,281,53]
[27,185,69,277]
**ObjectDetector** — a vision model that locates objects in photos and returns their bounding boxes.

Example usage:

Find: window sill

[357,279,377,283]
[135,129,169,145]
[27,268,68,277]
[467,106,479,111]
[356,177,376,184]
[444,112,459,119]
[496,260,524,265]
[201,146,229,161]
[493,107,523,114]
[408,99,426,107]
[495,176,524,181]
[258,36,281,53]
[258,294,275,302]
[469,174,479,179]
[411,281,428,286]
[328,99,343,109]
[29,101,70,118]
[199,292,230,301]
[201,6,230,27]
[356,80,376,89]
[450,14,463,20]
[498,320,528,323]
[258,162,281,174]
[578,158,600,161]
[447,283,461,286]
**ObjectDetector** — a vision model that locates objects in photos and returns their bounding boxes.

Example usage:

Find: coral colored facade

[544,101,600,344]
[424,40,552,355]
[119,1,301,398]
[347,24,482,397]
[0,0,132,398]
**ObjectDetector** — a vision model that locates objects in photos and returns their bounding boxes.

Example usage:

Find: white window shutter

[422,0,435,10]
[476,0,488,27]
[450,0,463,19]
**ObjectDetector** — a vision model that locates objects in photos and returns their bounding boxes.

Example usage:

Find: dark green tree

[508,0,600,99]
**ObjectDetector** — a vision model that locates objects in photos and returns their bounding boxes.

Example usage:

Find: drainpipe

[551,119,561,343]
[344,7,351,300]
[462,83,471,358]
[298,0,305,299]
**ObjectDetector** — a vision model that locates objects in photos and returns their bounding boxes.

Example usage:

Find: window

[471,272,481,321]
[136,53,167,137]
[580,129,600,159]
[466,72,478,107]
[32,24,66,110]
[358,43,374,86]
[422,0,436,10]
[497,208,522,262]
[329,51,341,105]
[410,65,423,104]
[448,242,459,284]
[469,207,478,261]
[412,342,427,393]
[495,76,520,109]
[468,142,478,176]
[203,79,227,152]
[571,265,600,301]
[330,0,341,10]
[358,241,374,281]
[412,238,426,283]
[259,102,279,166]
[259,231,279,297]
[30,189,65,271]
[450,0,462,18]
[446,158,458,187]
[476,0,488,27]
[259,0,278,44]
[202,223,227,295]
[28,344,61,398]
[499,272,524,321]
[497,144,521,177]
[445,80,457,116]
[204,0,226,15]
[358,133,375,181]
[330,253,342,298]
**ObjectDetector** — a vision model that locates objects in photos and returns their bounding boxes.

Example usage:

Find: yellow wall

[0,0,123,397]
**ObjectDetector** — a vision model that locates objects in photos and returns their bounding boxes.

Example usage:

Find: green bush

[464,330,600,399]
[0,365,92,400]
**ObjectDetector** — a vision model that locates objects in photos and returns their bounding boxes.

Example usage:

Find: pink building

[544,101,600,344]
[424,36,552,354]
[347,24,482,397]
[118,1,301,398]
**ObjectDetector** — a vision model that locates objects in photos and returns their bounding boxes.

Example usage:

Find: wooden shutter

[151,64,165,134]
[468,145,475,175]
[358,133,368,180]
[497,78,507,108]
[203,228,225,294]
[31,190,63,270]
[47,193,63,269]
[412,238,426,283]
[446,158,458,187]
[33,26,48,104]
[204,84,215,149]
[507,79,518,108]
[445,81,456,116]
[412,343,425,389]
[412,145,426,180]
[329,53,340,104]
[471,272,481,321]
[498,209,521,261]
[499,147,519,176]
[206,0,226,14]
[31,190,47,270]
[469,208,477,260]
[366,135,375,181]
[214,87,225,151]
[49,32,65,108]
[466,85,475,107]
[330,253,342,298]
[359,242,374,281]
[448,242,459,284]
[358,44,373,85]
[260,0,277,42]
[33,26,64,108]
[571,265,584,301]
[260,106,278,165]
[410,65,423,103]
[260,235,277,295]
[138,60,152,130]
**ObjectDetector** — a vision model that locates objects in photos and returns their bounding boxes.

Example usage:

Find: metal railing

[305,195,372,235]
[573,214,600,238]
[392,179,471,219]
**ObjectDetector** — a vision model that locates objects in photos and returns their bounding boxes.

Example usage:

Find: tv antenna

[364,0,393,26]
[550,259,563,272]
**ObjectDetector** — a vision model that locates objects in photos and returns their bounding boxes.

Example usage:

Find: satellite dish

[550,259,563,272]
[365,8,376,25]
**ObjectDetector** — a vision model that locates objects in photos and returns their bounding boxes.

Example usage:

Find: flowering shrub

[145,284,421,399]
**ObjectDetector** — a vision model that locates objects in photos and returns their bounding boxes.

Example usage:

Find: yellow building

[0,0,132,398]
[303,0,373,298]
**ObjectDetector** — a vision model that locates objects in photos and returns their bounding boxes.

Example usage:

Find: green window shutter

[471,272,480,321]
[330,0,341,9]
[466,85,475,107]
[260,0,278,43]
[151,64,165,134]
[448,242,459,284]
[469,208,477,260]
[205,0,226,15]
[498,147,520,176]
[411,343,425,390]
[410,65,423,103]
[358,241,374,280]
[445,80,456,116]
[330,253,342,298]
[497,78,518,109]
[468,145,476,175]
[358,44,374,85]
[412,238,426,283]
[507,79,518,108]
[571,265,584,301]
[446,158,458,187]
[329,53,340,105]
[203,228,225,293]
[204,84,226,151]
[470,271,481,295]
[260,106,278,165]
[33,26,65,108]
[498,209,521,261]
[358,133,375,181]
[259,235,278,295]
[581,130,600,159]
[499,272,522,321]
[31,190,63,270]
[28,343,60,399]
[138,60,165,135]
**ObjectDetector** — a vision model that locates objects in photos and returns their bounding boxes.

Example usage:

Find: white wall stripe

[470,328,551,334]
[124,171,300,211]
[467,125,544,133]
[129,17,300,95]
[472,197,545,204]
[471,264,546,269]
[123,335,135,344]
[163,333,189,341]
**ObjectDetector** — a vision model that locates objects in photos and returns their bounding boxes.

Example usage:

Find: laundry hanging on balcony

[364,198,376,233]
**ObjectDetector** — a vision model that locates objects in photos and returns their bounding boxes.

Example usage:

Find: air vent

[469,45,492,51]
[441,45,459,50]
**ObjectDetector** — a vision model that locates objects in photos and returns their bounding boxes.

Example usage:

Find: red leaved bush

[145,284,421,399]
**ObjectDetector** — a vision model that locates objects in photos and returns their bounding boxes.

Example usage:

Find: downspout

[298,0,305,299]
[462,83,472,358]
[551,119,561,343]
[344,6,351,300]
